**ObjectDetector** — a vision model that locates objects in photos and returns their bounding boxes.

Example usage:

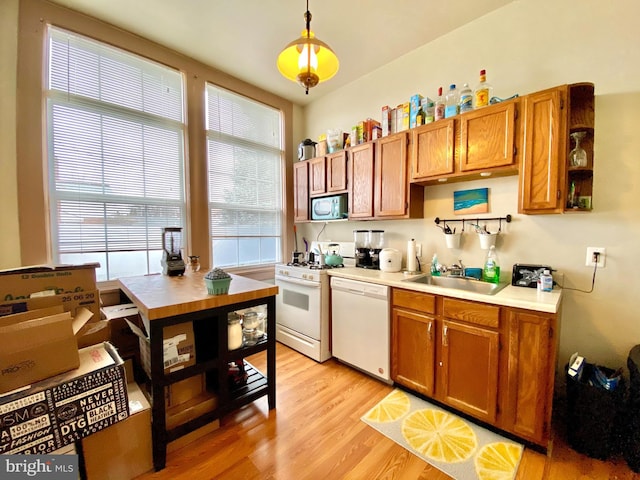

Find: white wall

[298,0,640,373]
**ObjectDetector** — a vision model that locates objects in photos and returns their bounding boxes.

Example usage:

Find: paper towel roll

[406,239,417,272]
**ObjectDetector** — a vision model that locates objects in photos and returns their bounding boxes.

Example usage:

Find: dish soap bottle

[430,253,440,276]
[483,245,500,284]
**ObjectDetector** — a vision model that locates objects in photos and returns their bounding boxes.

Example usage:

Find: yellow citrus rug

[361,389,523,480]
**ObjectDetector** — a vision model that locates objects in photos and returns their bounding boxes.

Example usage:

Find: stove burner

[286,261,309,267]
[309,263,344,270]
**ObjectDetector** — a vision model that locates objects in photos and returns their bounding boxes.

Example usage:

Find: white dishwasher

[330,277,391,383]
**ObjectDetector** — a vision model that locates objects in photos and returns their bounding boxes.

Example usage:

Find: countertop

[326,268,562,314]
[118,272,278,320]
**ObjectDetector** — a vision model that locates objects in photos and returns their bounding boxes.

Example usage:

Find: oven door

[275,274,321,340]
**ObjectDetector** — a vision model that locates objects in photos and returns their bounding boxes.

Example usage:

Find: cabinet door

[293,161,309,222]
[348,143,374,219]
[504,309,555,446]
[459,100,518,172]
[391,307,436,397]
[309,157,326,196]
[326,151,347,193]
[375,132,408,217]
[440,319,499,424]
[410,119,455,180]
[519,86,567,214]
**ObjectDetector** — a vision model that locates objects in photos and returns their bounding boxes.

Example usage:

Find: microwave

[311,194,348,221]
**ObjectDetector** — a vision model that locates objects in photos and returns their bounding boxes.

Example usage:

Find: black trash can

[624,345,640,472]
[566,362,625,460]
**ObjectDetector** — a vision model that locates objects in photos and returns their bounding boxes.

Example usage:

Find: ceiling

[50,0,514,106]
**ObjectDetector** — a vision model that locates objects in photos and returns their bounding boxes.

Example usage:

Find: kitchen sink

[403,274,507,295]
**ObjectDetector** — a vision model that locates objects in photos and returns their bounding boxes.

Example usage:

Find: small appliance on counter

[161,227,185,276]
[298,138,317,161]
[379,248,402,272]
[511,264,552,288]
[354,229,385,269]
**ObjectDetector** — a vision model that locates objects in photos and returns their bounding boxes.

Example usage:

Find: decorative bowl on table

[204,268,232,295]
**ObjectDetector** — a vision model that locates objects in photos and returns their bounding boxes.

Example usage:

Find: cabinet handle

[427,321,433,341]
[443,325,448,346]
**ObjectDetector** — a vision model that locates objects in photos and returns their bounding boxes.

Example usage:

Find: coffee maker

[354,229,384,269]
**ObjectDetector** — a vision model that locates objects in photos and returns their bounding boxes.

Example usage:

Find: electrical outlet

[416,244,422,258]
[585,247,606,267]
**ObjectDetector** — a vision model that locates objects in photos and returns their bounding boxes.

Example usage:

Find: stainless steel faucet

[448,259,465,277]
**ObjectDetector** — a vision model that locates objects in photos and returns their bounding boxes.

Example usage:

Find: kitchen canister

[228,312,243,350]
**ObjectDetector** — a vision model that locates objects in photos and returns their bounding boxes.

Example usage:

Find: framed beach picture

[454,188,489,215]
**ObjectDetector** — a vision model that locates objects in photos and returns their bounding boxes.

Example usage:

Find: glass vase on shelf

[569,131,588,167]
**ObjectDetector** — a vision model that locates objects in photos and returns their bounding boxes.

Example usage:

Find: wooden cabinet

[503,309,556,445]
[374,132,424,218]
[348,142,375,219]
[519,82,594,214]
[410,99,519,184]
[391,289,436,397]
[293,161,309,222]
[390,287,558,448]
[309,151,347,197]
[440,298,500,424]
[459,100,518,172]
[410,118,455,179]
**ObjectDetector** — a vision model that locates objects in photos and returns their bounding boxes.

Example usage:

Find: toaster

[511,264,552,288]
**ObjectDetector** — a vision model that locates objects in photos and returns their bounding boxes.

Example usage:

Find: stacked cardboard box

[82,380,152,480]
[0,343,129,455]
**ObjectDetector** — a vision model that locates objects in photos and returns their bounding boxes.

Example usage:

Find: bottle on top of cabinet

[444,84,459,118]
[434,87,445,121]
[459,83,473,113]
[474,69,493,109]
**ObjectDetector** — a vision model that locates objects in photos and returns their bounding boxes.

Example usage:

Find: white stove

[275,242,354,362]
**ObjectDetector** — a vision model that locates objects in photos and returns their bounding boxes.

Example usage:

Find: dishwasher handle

[330,277,389,300]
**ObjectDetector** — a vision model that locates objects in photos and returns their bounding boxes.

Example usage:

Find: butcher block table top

[118,272,278,320]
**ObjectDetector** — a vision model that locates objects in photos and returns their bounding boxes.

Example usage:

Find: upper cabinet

[309,151,347,197]
[293,161,309,222]
[518,83,594,214]
[459,100,518,172]
[347,133,423,220]
[348,142,375,219]
[410,98,520,185]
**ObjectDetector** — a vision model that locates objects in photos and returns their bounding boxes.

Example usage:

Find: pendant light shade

[277,3,339,94]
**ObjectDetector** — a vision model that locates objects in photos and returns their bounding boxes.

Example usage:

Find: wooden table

[118,272,278,470]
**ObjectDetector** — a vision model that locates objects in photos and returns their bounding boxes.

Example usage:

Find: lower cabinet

[390,288,557,448]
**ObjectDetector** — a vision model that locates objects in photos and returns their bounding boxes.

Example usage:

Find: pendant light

[276,0,339,95]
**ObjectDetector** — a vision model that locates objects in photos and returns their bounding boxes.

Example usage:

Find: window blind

[206,85,283,268]
[46,26,186,281]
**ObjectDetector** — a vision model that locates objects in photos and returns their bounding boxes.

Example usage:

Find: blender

[161,227,186,276]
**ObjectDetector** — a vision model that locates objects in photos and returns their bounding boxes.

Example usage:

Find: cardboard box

[0,306,92,394]
[101,304,142,358]
[381,105,391,137]
[166,374,205,407]
[165,392,218,430]
[0,342,129,455]
[126,318,196,377]
[410,94,424,128]
[0,289,100,320]
[82,381,152,480]
[0,263,98,300]
[76,319,111,349]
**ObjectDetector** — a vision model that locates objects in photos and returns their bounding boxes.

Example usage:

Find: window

[206,84,283,268]
[46,26,186,281]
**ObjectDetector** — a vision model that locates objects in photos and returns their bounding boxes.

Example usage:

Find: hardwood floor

[136,343,640,480]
